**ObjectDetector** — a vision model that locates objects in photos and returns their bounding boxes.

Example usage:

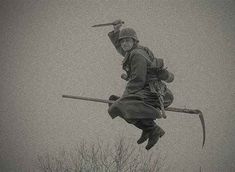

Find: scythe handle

[62,95,200,114]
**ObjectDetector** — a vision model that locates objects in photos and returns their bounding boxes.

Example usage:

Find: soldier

[108,20,174,150]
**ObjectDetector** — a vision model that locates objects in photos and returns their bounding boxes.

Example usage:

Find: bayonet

[92,21,124,27]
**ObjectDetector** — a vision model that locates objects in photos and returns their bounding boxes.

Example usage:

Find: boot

[145,126,165,150]
[137,130,149,144]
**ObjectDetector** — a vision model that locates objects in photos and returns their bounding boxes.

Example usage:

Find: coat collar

[122,44,139,65]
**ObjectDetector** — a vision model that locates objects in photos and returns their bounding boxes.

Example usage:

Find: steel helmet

[119,28,139,42]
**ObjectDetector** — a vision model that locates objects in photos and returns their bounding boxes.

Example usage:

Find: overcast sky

[0,0,235,171]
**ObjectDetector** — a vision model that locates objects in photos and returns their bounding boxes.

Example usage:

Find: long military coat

[107,31,174,120]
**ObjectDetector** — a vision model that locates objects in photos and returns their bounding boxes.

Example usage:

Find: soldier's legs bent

[125,119,165,149]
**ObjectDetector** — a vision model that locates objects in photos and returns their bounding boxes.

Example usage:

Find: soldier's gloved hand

[121,73,128,81]
[108,95,120,107]
[113,19,123,32]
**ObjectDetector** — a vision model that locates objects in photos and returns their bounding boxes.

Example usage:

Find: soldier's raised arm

[108,20,126,57]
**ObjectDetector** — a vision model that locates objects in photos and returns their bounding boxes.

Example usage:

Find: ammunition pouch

[147,78,166,96]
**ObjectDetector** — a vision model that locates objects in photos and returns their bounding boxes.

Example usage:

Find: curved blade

[197,110,206,148]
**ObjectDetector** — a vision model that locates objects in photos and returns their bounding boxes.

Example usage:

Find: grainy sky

[0,0,234,171]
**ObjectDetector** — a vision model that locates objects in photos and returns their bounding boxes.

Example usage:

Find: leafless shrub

[37,137,165,172]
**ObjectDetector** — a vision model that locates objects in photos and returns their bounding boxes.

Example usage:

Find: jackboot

[145,126,165,150]
[137,130,149,144]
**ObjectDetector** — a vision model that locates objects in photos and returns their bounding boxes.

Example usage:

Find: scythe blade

[166,107,206,148]
[198,110,206,148]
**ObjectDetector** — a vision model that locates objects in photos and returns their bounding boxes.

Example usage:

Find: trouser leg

[133,119,156,131]
[124,119,156,130]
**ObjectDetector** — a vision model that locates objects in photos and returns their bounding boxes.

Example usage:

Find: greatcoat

[108,31,174,120]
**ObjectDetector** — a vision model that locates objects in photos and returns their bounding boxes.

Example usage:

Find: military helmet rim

[119,27,139,42]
